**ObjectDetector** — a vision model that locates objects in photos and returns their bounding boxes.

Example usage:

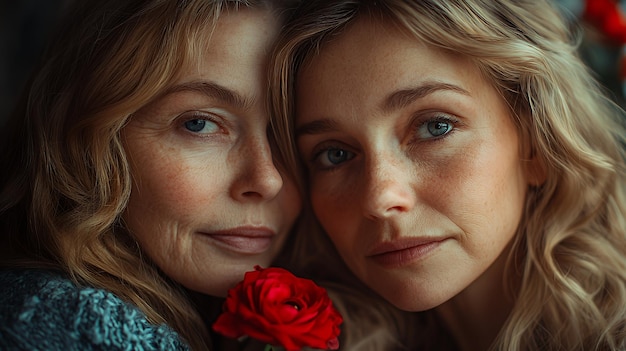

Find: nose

[361,155,416,220]
[230,136,283,201]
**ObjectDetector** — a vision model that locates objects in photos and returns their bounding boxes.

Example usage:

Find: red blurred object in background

[584,0,626,44]
[581,0,626,98]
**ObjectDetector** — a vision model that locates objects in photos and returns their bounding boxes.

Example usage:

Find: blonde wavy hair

[0,0,298,350]
[270,0,626,350]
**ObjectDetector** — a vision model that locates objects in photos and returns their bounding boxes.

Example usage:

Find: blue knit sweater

[0,269,191,350]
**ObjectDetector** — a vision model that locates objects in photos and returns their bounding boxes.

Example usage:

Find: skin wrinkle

[121,8,301,297]
[268,1,626,349]
[295,16,535,350]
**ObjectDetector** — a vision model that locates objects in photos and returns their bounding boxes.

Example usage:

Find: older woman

[0,1,300,350]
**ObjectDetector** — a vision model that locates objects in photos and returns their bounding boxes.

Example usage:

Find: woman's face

[122,9,301,297]
[295,18,541,311]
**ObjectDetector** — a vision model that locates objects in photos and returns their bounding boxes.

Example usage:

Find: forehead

[178,8,278,78]
[296,16,482,113]
[306,15,476,74]
[208,9,277,56]
[172,8,278,98]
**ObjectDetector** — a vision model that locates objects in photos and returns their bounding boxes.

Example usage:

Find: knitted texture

[0,269,191,351]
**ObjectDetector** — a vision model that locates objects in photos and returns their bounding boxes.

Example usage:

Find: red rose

[212,266,343,351]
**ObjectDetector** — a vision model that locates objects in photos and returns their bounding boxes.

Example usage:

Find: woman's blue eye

[184,118,219,134]
[428,121,451,136]
[318,148,354,168]
[327,149,349,164]
[417,119,454,139]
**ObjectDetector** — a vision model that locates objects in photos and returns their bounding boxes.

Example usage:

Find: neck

[434,251,517,351]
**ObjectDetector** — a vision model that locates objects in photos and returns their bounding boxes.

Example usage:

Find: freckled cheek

[309,189,354,255]
[473,142,526,199]
[405,150,468,212]
[449,146,526,238]
[131,160,222,218]
[278,181,303,224]
[309,176,358,230]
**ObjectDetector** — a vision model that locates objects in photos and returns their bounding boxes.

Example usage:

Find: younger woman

[271,0,626,350]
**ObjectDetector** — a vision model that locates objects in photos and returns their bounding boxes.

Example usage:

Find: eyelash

[310,142,356,171]
[306,113,460,172]
[177,111,225,136]
[409,113,459,143]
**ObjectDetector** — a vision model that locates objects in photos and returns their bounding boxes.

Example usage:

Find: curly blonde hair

[270,0,626,350]
[0,1,299,349]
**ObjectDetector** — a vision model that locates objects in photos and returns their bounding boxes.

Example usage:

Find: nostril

[241,191,263,198]
[362,176,415,219]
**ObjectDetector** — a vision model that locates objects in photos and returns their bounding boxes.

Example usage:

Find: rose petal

[212,267,343,351]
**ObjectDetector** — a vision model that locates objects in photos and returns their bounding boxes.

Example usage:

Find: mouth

[201,226,276,255]
[367,237,448,268]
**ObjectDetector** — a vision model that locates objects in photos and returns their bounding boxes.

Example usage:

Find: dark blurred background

[0,0,70,129]
[0,0,624,130]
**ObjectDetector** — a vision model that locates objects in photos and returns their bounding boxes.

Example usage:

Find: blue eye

[428,121,451,136]
[317,147,355,168]
[416,118,454,139]
[184,118,219,134]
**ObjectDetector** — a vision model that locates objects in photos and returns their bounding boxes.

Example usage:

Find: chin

[388,295,445,312]
[372,282,451,312]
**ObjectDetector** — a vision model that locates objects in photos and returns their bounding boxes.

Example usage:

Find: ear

[518,120,547,187]
[524,151,547,187]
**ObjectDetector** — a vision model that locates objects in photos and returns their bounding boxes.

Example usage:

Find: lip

[201,226,276,255]
[367,237,448,268]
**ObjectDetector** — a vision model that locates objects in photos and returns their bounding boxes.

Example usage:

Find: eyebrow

[164,81,254,110]
[382,81,470,113]
[296,118,341,138]
[295,81,470,138]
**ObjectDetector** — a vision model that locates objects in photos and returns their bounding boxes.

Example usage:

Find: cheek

[447,142,527,247]
[135,159,199,210]
[125,142,225,230]
[310,192,332,231]
[309,180,357,253]
[132,170,216,217]
[310,177,351,219]
[279,179,303,226]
